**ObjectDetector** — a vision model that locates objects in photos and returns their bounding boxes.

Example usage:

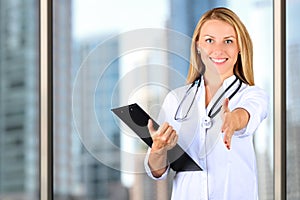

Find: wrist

[232,108,250,130]
[151,145,167,155]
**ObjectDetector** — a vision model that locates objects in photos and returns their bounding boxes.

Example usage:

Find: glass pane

[0,0,39,199]
[287,0,300,199]
[53,0,273,199]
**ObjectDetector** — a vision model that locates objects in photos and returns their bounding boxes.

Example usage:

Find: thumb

[222,98,230,113]
[147,119,156,135]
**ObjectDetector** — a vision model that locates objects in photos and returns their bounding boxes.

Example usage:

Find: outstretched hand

[148,119,178,154]
[221,98,235,150]
[221,98,250,150]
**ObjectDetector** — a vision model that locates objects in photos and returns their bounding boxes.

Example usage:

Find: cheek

[229,49,239,60]
[198,41,211,52]
[199,44,212,58]
[200,51,211,65]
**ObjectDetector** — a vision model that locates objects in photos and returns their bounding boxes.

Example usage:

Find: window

[52,1,274,200]
[0,0,39,199]
[287,0,300,199]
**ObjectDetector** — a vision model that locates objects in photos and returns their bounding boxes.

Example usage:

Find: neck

[204,78,222,107]
[204,73,236,107]
[204,72,222,93]
[203,70,227,107]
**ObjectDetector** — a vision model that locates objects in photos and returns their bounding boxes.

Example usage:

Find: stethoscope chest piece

[202,116,212,129]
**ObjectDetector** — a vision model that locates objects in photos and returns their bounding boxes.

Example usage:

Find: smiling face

[197,19,239,81]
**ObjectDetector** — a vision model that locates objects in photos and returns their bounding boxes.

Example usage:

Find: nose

[211,43,225,56]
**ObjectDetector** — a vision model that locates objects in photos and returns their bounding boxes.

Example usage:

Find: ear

[196,40,200,49]
[196,41,201,55]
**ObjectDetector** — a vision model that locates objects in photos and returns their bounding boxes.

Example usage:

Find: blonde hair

[187,7,254,85]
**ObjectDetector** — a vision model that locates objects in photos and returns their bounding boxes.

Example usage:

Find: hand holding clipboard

[111,103,202,172]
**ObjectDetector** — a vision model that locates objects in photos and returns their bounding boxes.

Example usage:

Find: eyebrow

[203,34,215,38]
[203,34,236,39]
[224,35,236,39]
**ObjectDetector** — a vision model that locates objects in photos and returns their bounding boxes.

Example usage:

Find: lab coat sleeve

[144,91,175,179]
[144,148,170,180]
[234,86,269,137]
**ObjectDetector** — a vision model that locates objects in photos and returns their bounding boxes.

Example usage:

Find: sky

[73,0,169,38]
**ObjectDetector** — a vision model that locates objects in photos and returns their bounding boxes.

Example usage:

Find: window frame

[40,0,53,199]
[273,0,287,199]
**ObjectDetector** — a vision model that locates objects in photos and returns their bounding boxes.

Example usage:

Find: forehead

[199,19,236,37]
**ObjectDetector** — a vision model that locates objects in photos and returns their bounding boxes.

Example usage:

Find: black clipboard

[111,103,202,172]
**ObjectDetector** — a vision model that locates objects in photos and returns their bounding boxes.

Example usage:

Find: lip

[210,57,228,64]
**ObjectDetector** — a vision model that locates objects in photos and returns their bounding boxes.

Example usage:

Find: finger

[170,131,178,146]
[165,125,175,137]
[160,126,175,143]
[221,114,230,133]
[167,131,178,149]
[157,122,170,134]
[149,121,169,137]
[222,98,230,113]
[221,119,226,133]
[166,129,177,142]
[147,119,156,135]
[223,129,232,150]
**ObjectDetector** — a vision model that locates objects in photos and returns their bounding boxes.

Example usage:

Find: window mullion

[40,0,53,199]
[274,0,286,199]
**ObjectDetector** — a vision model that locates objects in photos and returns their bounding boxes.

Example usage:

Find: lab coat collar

[222,74,237,89]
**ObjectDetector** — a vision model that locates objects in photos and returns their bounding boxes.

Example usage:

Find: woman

[144,7,268,200]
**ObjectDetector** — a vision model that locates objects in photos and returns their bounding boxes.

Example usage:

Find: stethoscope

[174,74,242,198]
[174,74,242,129]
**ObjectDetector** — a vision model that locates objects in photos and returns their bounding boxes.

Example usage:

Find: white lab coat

[144,75,269,200]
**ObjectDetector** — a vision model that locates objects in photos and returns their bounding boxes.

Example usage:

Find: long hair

[187,7,254,85]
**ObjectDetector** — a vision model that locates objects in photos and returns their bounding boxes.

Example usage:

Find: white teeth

[211,58,227,63]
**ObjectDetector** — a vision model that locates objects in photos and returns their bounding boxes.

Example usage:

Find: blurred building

[116,28,170,200]
[53,0,85,199]
[286,1,300,198]
[73,34,125,200]
[0,0,39,199]
[53,1,125,199]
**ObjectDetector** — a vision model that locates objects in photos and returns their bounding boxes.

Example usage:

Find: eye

[225,39,233,44]
[205,38,213,43]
